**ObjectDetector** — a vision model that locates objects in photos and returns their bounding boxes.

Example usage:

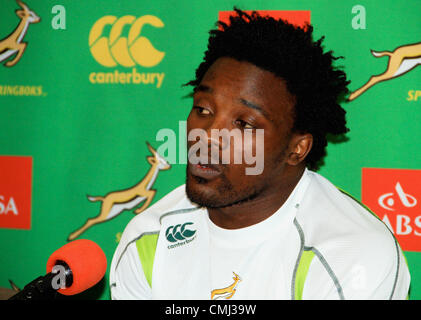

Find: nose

[188,114,233,165]
[203,115,235,154]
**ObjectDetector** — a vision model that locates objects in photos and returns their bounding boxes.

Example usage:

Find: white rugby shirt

[110,169,410,300]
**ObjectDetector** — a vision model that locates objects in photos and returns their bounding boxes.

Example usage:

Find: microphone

[9,239,107,300]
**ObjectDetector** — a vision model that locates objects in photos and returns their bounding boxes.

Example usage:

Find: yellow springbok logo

[89,15,165,68]
[348,42,421,101]
[0,0,40,67]
[211,272,242,300]
[67,142,171,241]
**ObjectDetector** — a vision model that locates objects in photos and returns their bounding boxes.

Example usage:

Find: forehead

[198,57,296,125]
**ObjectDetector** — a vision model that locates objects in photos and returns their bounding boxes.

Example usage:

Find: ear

[146,142,156,155]
[147,156,156,165]
[286,133,313,166]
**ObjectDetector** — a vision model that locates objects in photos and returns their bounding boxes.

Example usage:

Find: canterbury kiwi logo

[165,222,196,243]
[89,15,165,68]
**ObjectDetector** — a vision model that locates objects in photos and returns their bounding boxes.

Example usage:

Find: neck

[207,165,305,229]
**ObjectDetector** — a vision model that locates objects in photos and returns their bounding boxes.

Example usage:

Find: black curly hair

[186,8,350,171]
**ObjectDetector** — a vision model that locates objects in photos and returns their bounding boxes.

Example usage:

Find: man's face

[186,57,297,208]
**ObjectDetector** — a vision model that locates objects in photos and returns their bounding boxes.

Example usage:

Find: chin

[186,172,225,208]
[185,171,260,209]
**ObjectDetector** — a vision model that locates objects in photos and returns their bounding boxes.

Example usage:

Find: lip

[188,162,222,180]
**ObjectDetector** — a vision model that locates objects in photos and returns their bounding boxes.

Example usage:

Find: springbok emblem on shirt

[0,0,40,67]
[67,142,171,241]
[348,42,421,101]
[211,272,242,300]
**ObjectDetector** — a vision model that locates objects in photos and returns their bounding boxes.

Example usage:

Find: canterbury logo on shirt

[165,222,197,248]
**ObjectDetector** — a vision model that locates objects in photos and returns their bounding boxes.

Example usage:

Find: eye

[235,119,255,129]
[193,106,211,115]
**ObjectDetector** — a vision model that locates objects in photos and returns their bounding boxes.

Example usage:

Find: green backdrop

[1,0,420,300]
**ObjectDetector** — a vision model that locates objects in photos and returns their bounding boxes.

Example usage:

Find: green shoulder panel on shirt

[135,233,159,288]
[294,250,315,300]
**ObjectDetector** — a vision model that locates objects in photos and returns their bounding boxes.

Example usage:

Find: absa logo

[0,156,32,230]
[362,168,421,252]
[378,182,417,211]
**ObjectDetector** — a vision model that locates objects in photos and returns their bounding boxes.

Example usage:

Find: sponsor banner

[362,168,421,252]
[0,0,419,300]
[218,10,310,27]
[349,42,421,101]
[0,156,32,230]
[0,1,46,96]
[0,85,45,96]
[67,143,170,241]
[88,14,166,87]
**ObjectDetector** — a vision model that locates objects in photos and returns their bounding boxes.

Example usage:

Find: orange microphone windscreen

[46,239,107,296]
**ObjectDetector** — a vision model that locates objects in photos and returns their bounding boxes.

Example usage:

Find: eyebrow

[193,84,212,93]
[238,98,271,120]
[193,84,273,122]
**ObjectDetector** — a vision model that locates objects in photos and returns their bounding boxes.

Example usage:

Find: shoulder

[110,184,197,267]
[296,170,410,299]
[110,184,201,298]
[296,170,395,250]
[116,184,199,249]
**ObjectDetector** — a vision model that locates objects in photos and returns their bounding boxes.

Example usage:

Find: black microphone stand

[8,260,73,300]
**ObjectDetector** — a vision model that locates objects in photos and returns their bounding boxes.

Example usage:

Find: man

[110,9,410,299]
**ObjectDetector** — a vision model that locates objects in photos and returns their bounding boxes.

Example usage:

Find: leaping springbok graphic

[0,0,40,67]
[67,142,171,241]
[348,42,421,101]
[211,272,242,300]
